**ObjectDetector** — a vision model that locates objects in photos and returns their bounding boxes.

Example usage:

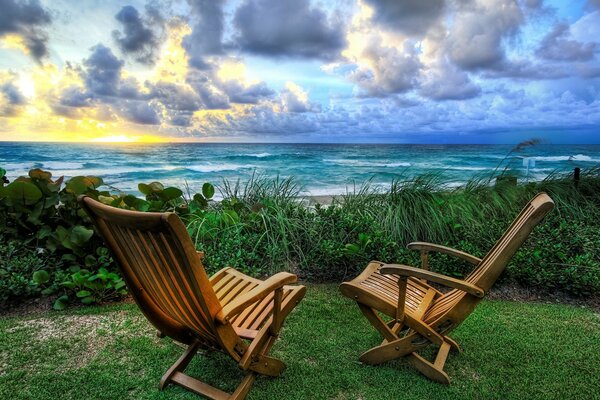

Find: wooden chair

[339,193,554,384]
[79,196,306,399]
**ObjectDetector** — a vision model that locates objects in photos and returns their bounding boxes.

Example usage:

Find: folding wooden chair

[340,193,554,384]
[79,196,306,399]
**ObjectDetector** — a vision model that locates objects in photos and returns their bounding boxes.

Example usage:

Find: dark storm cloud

[362,0,446,36]
[0,0,52,62]
[183,0,225,69]
[536,23,597,62]
[112,5,163,65]
[233,0,346,61]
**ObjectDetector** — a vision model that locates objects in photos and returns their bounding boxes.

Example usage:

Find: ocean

[1,142,599,196]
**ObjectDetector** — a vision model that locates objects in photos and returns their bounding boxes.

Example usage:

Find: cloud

[0,80,26,116]
[82,44,125,97]
[112,5,164,65]
[348,38,422,97]
[186,69,230,109]
[420,62,481,100]
[362,0,446,36]
[447,0,523,70]
[149,81,202,111]
[0,0,52,62]
[536,23,597,61]
[120,100,160,125]
[183,0,225,69]
[59,85,92,107]
[233,0,346,60]
[280,82,319,113]
[221,80,275,104]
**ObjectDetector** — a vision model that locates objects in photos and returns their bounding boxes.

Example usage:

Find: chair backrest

[466,192,554,291]
[424,193,554,327]
[79,196,223,346]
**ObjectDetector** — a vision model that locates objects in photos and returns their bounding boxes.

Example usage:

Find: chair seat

[340,261,441,319]
[211,267,304,339]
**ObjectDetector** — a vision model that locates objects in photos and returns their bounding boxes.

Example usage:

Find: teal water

[1,143,599,196]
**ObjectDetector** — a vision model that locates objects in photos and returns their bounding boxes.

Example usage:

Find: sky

[0,0,599,143]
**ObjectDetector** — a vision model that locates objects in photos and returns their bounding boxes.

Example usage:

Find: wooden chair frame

[79,196,306,399]
[340,193,554,384]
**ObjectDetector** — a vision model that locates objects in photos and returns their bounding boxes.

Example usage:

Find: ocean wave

[415,163,489,171]
[532,154,599,162]
[186,163,249,173]
[1,163,30,170]
[324,159,411,168]
[46,166,182,176]
[42,161,86,170]
[246,153,272,158]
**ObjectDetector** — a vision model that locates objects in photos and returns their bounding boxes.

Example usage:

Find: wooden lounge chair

[79,196,306,399]
[339,193,554,384]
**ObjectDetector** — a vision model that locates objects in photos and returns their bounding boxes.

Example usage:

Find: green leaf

[76,290,92,298]
[0,167,6,179]
[139,182,164,195]
[32,270,50,284]
[28,168,52,181]
[53,295,69,310]
[202,182,215,199]
[2,181,43,205]
[161,187,183,201]
[222,209,240,225]
[66,176,104,195]
[98,195,116,205]
[81,296,95,304]
[193,193,208,208]
[70,225,94,246]
[138,183,152,195]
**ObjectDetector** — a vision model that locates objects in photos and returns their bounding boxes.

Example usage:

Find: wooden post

[574,167,580,189]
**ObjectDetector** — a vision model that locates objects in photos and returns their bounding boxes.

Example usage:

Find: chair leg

[160,341,259,400]
[160,341,201,390]
[444,335,462,353]
[407,341,452,384]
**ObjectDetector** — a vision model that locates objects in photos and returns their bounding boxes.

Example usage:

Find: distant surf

[1,142,599,195]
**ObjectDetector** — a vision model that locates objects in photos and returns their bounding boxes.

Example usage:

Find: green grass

[1,285,599,399]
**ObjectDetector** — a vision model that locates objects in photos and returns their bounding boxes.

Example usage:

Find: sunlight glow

[91,134,169,143]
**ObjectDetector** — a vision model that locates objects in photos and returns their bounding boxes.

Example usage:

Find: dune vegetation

[1,163,599,310]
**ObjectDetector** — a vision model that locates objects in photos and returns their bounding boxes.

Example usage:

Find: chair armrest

[216,272,298,324]
[380,264,485,298]
[407,242,482,265]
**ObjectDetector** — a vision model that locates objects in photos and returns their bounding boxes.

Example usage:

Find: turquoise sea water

[1,142,599,196]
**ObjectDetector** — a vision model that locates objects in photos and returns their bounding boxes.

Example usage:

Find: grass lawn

[1,284,599,400]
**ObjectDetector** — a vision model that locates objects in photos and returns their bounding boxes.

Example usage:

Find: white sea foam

[187,163,247,173]
[324,159,411,167]
[2,163,30,170]
[414,163,488,171]
[42,161,86,170]
[532,154,599,162]
[246,153,272,158]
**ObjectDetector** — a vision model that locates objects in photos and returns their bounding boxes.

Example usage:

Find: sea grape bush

[0,167,213,309]
[1,165,599,310]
